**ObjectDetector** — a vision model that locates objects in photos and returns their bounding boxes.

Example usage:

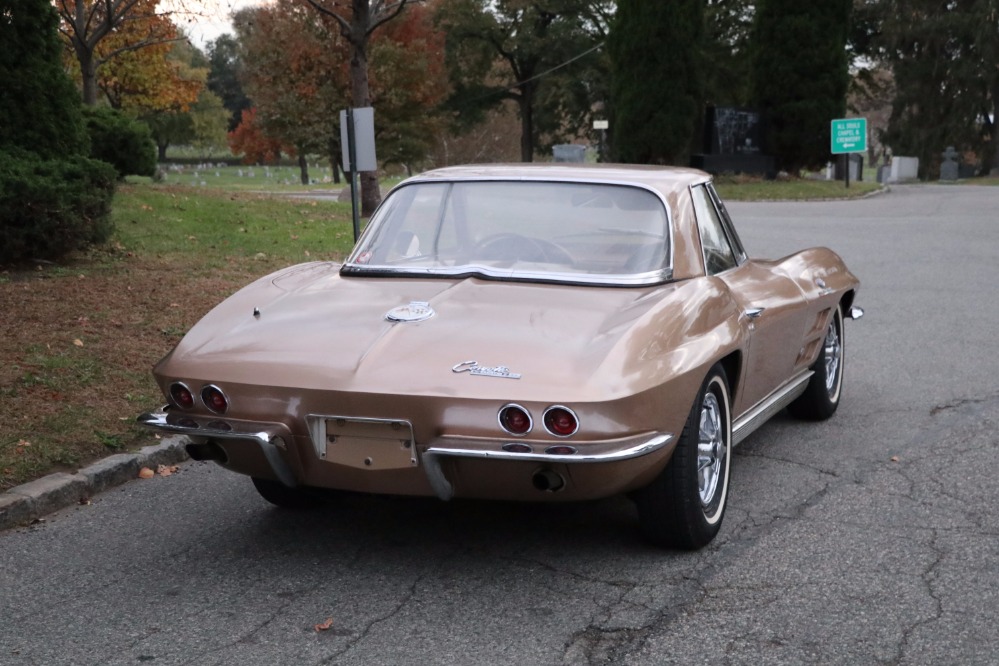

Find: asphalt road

[2,184,998,666]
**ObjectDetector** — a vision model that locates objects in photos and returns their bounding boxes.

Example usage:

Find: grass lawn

[0,171,886,491]
[0,183,357,492]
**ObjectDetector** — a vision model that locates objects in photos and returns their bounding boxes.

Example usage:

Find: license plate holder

[320,417,417,470]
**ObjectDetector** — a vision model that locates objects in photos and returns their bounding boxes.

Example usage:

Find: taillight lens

[499,404,532,436]
[543,406,578,437]
[169,383,194,409]
[201,385,229,414]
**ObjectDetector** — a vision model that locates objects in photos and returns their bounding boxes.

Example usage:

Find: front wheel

[635,364,732,549]
[788,305,844,421]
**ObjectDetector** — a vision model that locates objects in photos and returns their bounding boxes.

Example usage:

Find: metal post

[844,154,850,189]
[346,107,361,242]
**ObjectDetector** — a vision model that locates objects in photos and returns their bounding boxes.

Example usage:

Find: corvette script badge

[452,360,522,379]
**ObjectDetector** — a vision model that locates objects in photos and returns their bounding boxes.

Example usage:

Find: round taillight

[170,383,194,410]
[499,404,532,436]
[543,406,578,437]
[201,385,229,414]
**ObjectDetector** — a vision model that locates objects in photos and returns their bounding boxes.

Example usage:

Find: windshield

[342,180,671,285]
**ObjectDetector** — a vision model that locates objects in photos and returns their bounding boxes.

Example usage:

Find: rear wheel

[636,364,732,549]
[251,477,321,509]
[789,305,844,421]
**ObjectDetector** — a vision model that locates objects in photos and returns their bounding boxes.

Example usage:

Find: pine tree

[751,0,852,173]
[608,0,705,164]
[0,0,116,265]
[0,0,88,158]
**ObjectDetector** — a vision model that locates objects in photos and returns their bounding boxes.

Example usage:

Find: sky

[164,0,263,48]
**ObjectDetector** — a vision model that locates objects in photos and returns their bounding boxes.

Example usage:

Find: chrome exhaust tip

[532,468,566,493]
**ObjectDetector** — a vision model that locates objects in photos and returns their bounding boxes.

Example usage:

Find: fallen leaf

[73,339,84,347]
[138,467,155,479]
[890,456,900,463]
[79,497,92,506]
[314,618,334,632]
[157,464,178,477]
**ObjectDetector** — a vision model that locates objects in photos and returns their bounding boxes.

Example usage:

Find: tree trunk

[158,142,168,161]
[298,153,310,185]
[78,47,100,106]
[350,0,381,216]
[518,82,535,162]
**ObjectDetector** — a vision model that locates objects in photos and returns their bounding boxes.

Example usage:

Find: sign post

[593,119,608,162]
[830,117,867,188]
[340,107,377,241]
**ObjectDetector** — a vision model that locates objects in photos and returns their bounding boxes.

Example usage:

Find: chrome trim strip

[136,407,297,487]
[732,371,814,446]
[341,264,672,287]
[421,432,674,501]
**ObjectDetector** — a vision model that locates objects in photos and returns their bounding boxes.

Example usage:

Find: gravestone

[553,144,586,163]
[690,106,774,177]
[889,156,919,183]
[939,146,959,181]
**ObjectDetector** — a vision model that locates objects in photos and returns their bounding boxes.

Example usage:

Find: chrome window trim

[705,181,748,264]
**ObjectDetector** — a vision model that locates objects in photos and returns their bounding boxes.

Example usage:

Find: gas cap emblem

[386,301,435,322]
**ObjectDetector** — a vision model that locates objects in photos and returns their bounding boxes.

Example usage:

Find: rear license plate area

[318,417,417,470]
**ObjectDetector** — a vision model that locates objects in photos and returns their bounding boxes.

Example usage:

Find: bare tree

[298,0,421,215]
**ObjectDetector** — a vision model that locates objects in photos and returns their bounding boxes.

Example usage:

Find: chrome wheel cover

[823,317,842,395]
[697,391,726,507]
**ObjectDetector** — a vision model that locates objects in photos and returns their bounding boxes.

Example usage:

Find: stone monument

[939,146,959,181]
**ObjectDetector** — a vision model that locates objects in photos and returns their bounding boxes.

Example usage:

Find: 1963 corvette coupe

[138,164,862,549]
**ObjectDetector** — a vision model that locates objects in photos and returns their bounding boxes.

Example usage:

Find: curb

[0,436,190,532]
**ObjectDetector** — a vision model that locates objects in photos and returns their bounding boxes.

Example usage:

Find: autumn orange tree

[228,108,295,165]
[370,1,448,173]
[94,17,201,113]
[233,3,351,184]
[57,0,189,106]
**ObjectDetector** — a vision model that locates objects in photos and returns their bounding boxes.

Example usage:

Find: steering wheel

[474,233,575,266]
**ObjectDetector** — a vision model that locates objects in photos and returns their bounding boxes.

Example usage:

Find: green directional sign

[830,117,867,154]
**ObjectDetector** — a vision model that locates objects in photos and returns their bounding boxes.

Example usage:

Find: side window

[706,183,747,262]
[691,185,738,275]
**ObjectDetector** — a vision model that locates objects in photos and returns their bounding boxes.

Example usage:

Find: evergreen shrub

[83,106,157,179]
[0,149,117,265]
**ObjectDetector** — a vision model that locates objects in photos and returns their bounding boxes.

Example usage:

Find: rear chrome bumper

[137,407,297,487]
[421,432,674,500]
[138,407,673,501]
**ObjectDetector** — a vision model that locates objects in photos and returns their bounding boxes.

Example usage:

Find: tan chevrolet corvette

[138,164,862,549]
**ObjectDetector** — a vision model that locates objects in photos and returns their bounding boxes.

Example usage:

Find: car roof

[402,163,712,199]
